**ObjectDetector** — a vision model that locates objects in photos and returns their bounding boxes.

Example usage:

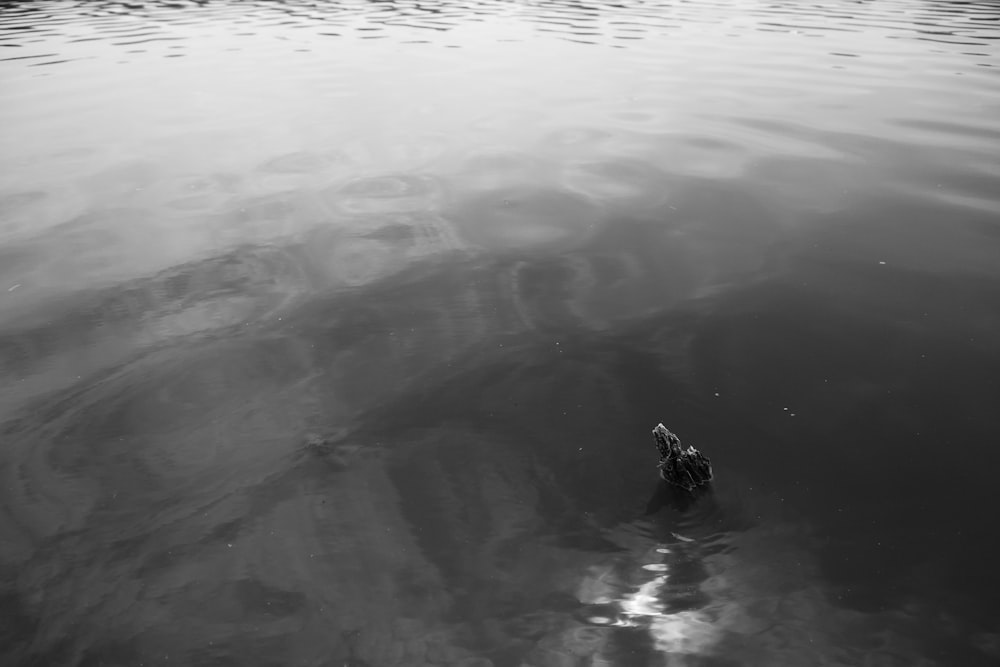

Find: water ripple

[1,1,999,666]
[1,0,997,57]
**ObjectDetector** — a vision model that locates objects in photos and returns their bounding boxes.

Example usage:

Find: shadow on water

[0,185,997,666]
[2,228,997,665]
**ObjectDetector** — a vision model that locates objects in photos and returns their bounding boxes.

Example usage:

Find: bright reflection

[575,547,724,660]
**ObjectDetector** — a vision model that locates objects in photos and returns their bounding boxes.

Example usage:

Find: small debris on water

[671,532,695,542]
[879,261,886,265]
[653,423,712,490]
[7,284,20,292]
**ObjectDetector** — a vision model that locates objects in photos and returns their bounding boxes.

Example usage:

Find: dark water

[2,0,999,665]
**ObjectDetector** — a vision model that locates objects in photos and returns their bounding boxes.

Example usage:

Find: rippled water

[1,1,999,665]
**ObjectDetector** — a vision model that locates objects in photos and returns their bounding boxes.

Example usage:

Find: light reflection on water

[1,1,999,666]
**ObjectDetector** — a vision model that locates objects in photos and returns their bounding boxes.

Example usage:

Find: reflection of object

[652,423,713,491]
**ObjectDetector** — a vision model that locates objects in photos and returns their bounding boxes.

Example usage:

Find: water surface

[1,1,999,665]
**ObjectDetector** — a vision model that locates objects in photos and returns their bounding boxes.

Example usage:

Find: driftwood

[652,423,713,491]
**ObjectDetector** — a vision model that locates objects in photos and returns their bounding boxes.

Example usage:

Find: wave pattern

[1,0,999,666]
[2,0,999,52]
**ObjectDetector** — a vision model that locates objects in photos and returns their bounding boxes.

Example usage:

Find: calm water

[1,1,999,665]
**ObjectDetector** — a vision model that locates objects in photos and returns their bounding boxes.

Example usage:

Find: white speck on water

[714,392,719,397]
[7,284,20,292]
[879,261,886,265]
[227,543,232,548]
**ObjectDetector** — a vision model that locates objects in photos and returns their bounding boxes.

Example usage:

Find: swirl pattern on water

[1,0,999,666]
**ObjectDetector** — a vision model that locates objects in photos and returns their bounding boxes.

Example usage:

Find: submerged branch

[652,423,713,491]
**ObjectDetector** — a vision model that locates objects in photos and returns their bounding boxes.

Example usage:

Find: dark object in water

[652,423,713,491]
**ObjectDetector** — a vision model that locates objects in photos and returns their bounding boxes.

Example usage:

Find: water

[1,0,999,665]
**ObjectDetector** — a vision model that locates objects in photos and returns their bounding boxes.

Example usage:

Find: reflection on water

[2,0,1000,666]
